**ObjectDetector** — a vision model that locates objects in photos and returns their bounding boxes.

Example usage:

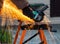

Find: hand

[35,15,50,26]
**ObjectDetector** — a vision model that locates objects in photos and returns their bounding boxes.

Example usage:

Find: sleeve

[11,0,29,9]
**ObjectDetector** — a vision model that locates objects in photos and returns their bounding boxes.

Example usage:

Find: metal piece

[23,32,39,44]
[19,30,26,44]
[38,29,47,44]
[13,21,22,44]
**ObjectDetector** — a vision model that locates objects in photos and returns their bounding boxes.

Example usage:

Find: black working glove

[22,5,44,22]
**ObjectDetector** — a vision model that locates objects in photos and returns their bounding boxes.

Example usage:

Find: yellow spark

[1,0,34,24]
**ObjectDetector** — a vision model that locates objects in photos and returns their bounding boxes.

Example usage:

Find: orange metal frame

[13,21,22,44]
[13,22,47,44]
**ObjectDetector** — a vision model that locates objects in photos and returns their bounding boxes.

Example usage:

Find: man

[11,0,44,21]
[11,0,50,29]
[0,0,50,27]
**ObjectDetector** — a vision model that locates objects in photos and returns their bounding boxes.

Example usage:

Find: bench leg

[19,30,26,44]
[38,29,47,44]
[13,22,21,44]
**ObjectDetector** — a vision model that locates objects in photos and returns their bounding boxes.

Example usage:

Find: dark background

[50,0,60,17]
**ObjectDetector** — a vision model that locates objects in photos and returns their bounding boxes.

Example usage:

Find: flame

[1,0,34,24]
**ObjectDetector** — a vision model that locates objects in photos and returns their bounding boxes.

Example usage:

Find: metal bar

[23,32,39,44]
[13,21,22,44]
[19,30,26,44]
[38,29,47,44]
